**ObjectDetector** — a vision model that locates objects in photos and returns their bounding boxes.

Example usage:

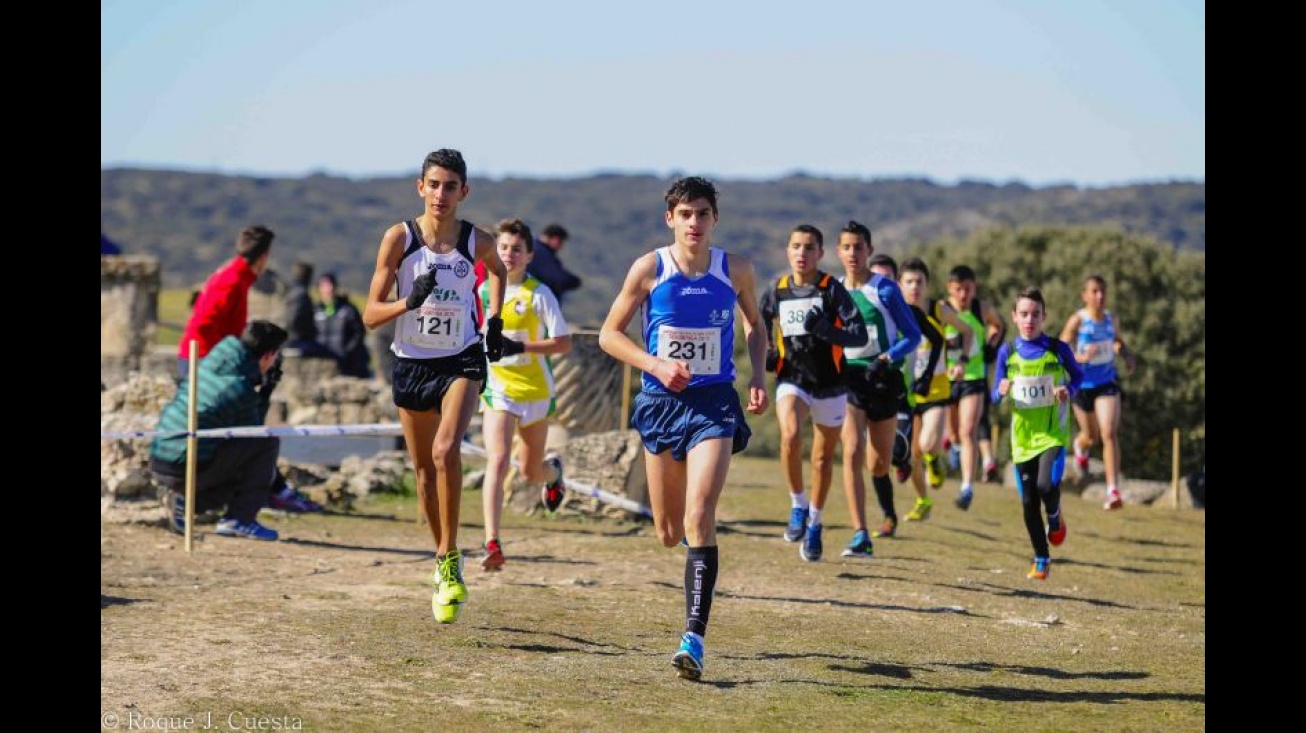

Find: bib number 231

[657,326,720,376]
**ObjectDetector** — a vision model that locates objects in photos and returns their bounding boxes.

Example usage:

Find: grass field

[99,454,1204,732]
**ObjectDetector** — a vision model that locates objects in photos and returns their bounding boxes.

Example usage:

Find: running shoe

[541,453,566,512]
[269,484,324,513]
[871,517,897,539]
[481,539,506,571]
[800,523,823,562]
[840,529,874,558]
[982,462,1000,484]
[432,549,468,623]
[955,487,974,511]
[923,453,944,489]
[214,518,278,541]
[784,506,809,543]
[1048,516,1067,547]
[1104,488,1123,511]
[895,463,912,483]
[163,489,186,535]
[905,496,934,521]
[1028,557,1050,581]
[671,633,704,681]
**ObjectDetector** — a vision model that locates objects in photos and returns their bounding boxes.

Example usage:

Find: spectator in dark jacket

[526,223,582,306]
[315,272,371,378]
[150,321,288,541]
[283,261,332,359]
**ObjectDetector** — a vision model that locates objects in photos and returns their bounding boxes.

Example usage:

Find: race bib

[1082,342,1115,365]
[778,298,821,338]
[404,304,465,350]
[844,335,881,360]
[912,347,931,379]
[1011,374,1056,409]
[657,325,721,376]
[499,329,530,367]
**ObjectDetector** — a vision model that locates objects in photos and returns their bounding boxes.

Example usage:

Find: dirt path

[101,457,1205,732]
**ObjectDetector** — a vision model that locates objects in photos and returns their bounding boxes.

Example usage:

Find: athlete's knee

[431,436,462,468]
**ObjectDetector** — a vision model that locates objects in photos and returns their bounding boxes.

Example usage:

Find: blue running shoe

[783,506,808,542]
[215,518,279,541]
[840,529,874,558]
[955,487,974,511]
[800,523,823,562]
[671,633,704,681]
[163,489,186,535]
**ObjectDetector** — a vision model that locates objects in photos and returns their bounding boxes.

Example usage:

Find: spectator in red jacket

[178,225,275,379]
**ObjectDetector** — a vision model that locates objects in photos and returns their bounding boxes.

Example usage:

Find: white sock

[1107,484,1119,495]
[960,484,973,495]
[790,491,809,510]
[983,458,996,471]
[809,507,823,527]
[1074,444,1088,460]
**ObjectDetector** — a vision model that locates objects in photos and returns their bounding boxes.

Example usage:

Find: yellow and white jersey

[478,276,570,401]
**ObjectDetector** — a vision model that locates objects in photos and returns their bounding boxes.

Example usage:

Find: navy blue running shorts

[631,382,751,461]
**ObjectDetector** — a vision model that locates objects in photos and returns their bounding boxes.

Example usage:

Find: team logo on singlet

[708,308,731,326]
[514,299,528,315]
[455,260,470,279]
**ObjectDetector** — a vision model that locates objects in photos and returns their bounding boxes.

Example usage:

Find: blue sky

[101,0,1204,186]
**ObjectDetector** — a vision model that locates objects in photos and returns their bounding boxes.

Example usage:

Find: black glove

[912,374,932,397]
[765,348,779,373]
[484,316,505,362]
[500,336,525,358]
[405,264,438,310]
[803,308,835,342]
[866,358,890,378]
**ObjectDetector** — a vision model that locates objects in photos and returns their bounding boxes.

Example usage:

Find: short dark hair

[319,272,338,287]
[790,223,824,248]
[290,261,313,285]
[498,218,535,252]
[541,223,568,241]
[236,225,275,265]
[421,149,467,184]
[1015,287,1046,313]
[841,220,872,247]
[664,176,719,216]
[242,320,288,359]
[948,264,976,283]
[902,257,930,282]
[869,253,899,278]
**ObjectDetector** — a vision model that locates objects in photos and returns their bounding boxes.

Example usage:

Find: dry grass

[100,456,1204,732]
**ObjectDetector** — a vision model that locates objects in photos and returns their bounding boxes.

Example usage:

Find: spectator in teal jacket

[149,321,288,541]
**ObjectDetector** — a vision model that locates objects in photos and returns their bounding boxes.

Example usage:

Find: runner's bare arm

[599,253,690,391]
[474,226,507,322]
[363,223,409,330]
[729,253,770,415]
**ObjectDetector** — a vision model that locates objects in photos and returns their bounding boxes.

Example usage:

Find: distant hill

[101,169,1204,327]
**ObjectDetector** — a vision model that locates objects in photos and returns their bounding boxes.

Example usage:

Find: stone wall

[101,255,160,370]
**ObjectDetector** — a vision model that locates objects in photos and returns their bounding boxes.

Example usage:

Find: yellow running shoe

[905,496,934,521]
[923,453,944,489]
[432,549,468,623]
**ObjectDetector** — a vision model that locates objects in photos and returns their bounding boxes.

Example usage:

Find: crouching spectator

[150,321,289,541]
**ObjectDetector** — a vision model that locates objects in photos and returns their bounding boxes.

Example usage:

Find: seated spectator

[315,272,371,378]
[150,321,289,541]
